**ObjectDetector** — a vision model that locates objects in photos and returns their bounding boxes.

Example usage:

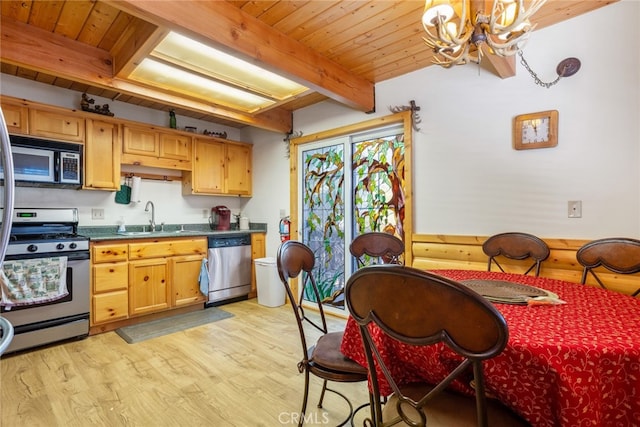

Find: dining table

[340,269,640,427]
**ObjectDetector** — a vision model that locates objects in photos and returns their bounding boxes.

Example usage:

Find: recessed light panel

[128,32,309,113]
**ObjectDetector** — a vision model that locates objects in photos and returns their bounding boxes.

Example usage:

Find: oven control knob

[69,242,77,249]
[56,243,65,250]
[27,244,38,252]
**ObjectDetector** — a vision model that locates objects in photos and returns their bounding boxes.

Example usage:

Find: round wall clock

[513,110,558,150]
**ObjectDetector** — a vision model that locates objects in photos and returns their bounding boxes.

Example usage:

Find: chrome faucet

[144,201,156,232]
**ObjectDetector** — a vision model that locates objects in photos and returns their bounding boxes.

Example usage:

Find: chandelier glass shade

[422,0,547,67]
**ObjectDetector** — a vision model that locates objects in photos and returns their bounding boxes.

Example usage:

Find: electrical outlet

[280,209,286,218]
[568,201,582,218]
[91,208,105,220]
[202,209,209,218]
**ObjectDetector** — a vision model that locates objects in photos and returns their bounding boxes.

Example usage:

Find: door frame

[288,111,414,307]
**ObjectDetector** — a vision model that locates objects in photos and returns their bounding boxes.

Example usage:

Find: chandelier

[422,0,547,67]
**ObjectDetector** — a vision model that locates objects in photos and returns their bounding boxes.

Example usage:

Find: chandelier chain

[518,51,561,89]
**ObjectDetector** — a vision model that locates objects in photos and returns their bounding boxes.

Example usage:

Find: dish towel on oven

[0,257,69,308]
[198,257,209,297]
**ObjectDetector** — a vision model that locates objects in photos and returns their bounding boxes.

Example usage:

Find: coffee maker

[209,206,231,230]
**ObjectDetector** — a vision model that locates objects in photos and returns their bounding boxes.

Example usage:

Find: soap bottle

[117,216,126,233]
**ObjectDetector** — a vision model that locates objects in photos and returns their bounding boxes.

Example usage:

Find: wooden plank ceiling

[0,0,618,133]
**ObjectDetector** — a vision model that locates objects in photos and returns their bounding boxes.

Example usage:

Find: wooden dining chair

[345,265,529,427]
[349,231,404,268]
[276,240,369,426]
[482,232,550,277]
[576,237,640,297]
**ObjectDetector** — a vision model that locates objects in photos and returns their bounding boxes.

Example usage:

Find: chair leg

[317,379,328,408]
[299,369,311,427]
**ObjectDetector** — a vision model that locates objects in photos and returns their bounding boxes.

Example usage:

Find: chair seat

[311,331,368,375]
[382,384,529,427]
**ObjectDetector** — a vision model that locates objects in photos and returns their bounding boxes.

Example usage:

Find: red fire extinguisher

[279,216,290,242]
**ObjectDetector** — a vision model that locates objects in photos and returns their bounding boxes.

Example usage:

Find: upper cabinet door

[159,133,191,161]
[29,109,85,142]
[123,125,159,156]
[190,139,225,194]
[1,102,28,134]
[85,119,121,191]
[226,142,252,196]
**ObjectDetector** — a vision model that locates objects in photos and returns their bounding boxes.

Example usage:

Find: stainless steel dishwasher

[206,234,252,306]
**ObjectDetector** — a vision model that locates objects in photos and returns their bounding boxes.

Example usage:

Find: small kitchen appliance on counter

[209,206,231,231]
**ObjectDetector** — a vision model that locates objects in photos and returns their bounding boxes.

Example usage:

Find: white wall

[241,0,640,256]
[0,75,250,228]
[1,1,638,258]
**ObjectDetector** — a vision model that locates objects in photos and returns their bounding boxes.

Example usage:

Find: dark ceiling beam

[111,0,375,113]
[0,17,292,132]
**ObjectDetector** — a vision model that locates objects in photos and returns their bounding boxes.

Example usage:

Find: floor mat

[115,308,233,344]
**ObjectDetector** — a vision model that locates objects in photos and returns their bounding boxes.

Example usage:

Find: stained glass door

[299,125,405,313]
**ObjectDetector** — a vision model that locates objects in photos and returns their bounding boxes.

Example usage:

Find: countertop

[80,223,267,241]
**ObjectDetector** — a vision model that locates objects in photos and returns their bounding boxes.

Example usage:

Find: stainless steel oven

[0,208,90,354]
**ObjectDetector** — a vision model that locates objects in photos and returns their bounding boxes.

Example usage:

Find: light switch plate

[91,208,105,220]
[568,201,582,218]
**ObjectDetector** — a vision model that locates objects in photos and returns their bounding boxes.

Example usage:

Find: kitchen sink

[117,231,153,236]
[115,228,206,237]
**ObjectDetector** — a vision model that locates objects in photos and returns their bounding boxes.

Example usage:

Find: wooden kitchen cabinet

[29,108,85,142]
[122,124,192,170]
[1,101,28,134]
[250,233,266,298]
[129,258,170,316]
[84,119,121,191]
[128,237,206,316]
[123,125,158,156]
[183,138,225,195]
[226,141,252,195]
[90,237,206,331]
[159,132,191,162]
[171,255,207,307]
[92,263,129,324]
[182,138,252,196]
[91,243,129,326]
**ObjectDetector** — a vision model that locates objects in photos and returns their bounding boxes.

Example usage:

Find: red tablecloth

[340,269,640,427]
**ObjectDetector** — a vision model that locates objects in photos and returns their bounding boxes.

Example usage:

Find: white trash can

[254,257,285,307]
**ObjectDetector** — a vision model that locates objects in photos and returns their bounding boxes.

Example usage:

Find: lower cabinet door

[129,259,170,316]
[171,254,207,307]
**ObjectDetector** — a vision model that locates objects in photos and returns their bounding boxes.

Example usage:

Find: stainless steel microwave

[0,135,82,186]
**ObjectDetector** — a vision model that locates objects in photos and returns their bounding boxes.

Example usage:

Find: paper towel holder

[121,172,181,182]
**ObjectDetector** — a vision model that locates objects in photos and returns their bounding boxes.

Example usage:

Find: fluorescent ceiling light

[127,31,309,114]
[129,58,274,112]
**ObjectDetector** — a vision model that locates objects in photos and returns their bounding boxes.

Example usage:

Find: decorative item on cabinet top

[203,130,227,138]
[80,93,114,117]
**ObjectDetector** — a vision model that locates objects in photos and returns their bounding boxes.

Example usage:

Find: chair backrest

[350,232,404,267]
[345,265,508,427]
[276,240,328,359]
[577,238,640,296]
[482,232,550,277]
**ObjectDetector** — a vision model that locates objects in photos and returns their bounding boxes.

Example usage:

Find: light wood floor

[0,300,371,426]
